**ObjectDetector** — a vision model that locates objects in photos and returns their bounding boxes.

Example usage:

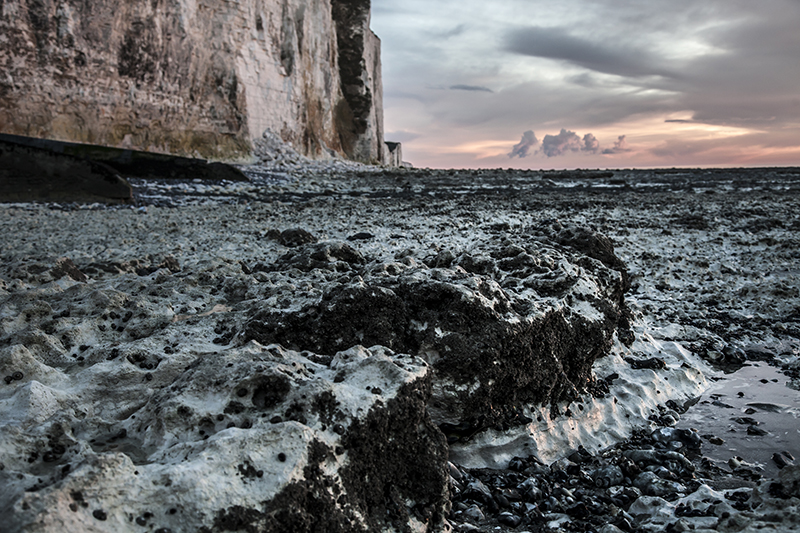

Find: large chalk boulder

[0,339,448,532]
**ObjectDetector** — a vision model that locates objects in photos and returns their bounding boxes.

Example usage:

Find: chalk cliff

[0,0,387,163]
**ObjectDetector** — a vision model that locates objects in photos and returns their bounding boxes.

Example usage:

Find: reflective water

[678,362,800,478]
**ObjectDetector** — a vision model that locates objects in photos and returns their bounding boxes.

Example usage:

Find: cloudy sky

[370,0,800,169]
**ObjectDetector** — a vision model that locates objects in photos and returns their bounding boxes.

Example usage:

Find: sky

[370,0,800,169]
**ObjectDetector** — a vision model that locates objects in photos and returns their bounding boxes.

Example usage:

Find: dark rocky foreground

[1,167,800,532]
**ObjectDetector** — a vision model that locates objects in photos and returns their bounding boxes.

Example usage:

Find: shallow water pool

[678,362,800,478]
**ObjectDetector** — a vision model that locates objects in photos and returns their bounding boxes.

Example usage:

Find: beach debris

[773,452,795,469]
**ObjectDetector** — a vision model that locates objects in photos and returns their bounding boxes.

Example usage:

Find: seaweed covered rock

[244,226,630,438]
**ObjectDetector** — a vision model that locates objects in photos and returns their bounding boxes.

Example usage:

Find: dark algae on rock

[244,226,629,439]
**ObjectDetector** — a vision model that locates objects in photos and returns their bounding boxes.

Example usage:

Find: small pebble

[497,511,521,527]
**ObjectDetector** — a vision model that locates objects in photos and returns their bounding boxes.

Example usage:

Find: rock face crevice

[331,0,384,162]
[0,0,387,163]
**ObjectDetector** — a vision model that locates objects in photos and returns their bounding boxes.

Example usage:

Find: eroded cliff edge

[0,0,387,164]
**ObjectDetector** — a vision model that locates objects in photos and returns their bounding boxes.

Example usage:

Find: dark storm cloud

[602,135,631,154]
[508,130,538,158]
[541,129,583,157]
[504,26,673,79]
[582,133,600,153]
[450,84,494,93]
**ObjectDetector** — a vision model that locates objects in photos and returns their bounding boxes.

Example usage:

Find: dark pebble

[712,400,735,409]
[747,426,768,436]
[92,509,108,521]
[278,453,287,462]
[508,456,526,472]
[494,492,511,508]
[773,452,794,469]
[497,511,521,527]
[236,388,248,397]
[567,502,590,519]
[347,232,375,241]
[625,356,666,370]
[12,371,24,381]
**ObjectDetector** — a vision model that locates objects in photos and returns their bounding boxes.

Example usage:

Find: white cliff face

[0,0,386,163]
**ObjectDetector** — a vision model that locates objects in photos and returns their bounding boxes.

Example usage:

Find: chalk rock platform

[0,194,629,532]
[1,332,448,532]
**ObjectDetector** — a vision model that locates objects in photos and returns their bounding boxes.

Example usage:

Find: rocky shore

[1,167,799,532]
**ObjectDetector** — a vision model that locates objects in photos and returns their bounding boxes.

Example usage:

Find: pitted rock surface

[3,166,800,532]
[244,228,629,436]
[0,342,448,532]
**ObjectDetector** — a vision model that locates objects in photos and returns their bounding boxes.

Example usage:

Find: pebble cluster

[448,419,800,532]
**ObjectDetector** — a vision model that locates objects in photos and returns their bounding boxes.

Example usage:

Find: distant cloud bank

[508,130,539,158]
[541,129,582,157]
[602,135,631,154]
[508,129,630,158]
